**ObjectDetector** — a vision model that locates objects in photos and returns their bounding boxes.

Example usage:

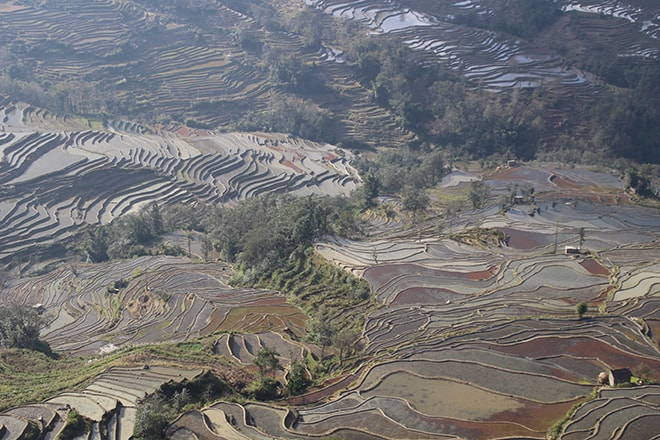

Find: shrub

[286,359,311,395]
[57,410,89,440]
[133,392,170,440]
[245,377,281,401]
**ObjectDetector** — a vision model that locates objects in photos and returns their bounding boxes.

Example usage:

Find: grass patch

[56,409,91,440]
[449,227,508,248]
[428,185,470,206]
[255,250,377,333]
[0,340,238,412]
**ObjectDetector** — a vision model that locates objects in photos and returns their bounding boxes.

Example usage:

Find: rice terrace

[0,0,659,439]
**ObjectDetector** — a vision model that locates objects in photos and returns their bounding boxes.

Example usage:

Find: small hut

[608,368,632,386]
[564,246,581,255]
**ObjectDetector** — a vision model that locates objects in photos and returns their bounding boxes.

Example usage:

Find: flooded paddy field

[305,163,659,439]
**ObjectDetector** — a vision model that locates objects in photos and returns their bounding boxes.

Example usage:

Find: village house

[564,246,581,255]
[609,368,633,386]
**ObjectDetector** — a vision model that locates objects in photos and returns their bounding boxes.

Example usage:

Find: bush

[286,359,311,396]
[134,372,230,439]
[133,393,170,440]
[57,410,89,440]
[244,377,281,401]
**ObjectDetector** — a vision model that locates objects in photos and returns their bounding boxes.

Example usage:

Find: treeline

[234,94,338,143]
[83,195,365,280]
[340,28,658,163]
[578,60,660,164]
[0,69,125,117]
[201,195,333,281]
[82,202,177,262]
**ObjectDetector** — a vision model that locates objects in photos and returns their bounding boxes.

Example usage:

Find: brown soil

[0,4,25,12]
[550,174,581,189]
[363,373,523,420]
[489,398,583,432]
[365,263,497,289]
[499,227,547,250]
[391,287,459,305]
[579,258,610,276]
[175,125,191,137]
[285,373,358,406]
[281,159,304,173]
[492,336,660,379]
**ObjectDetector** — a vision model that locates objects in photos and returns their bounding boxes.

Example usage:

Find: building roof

[610,368,632,384]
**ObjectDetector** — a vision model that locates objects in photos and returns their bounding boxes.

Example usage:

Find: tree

[248,347,283,400]
[83,225,110,263]
[361,171,381,208]
[578,227,586,249]
[146,201,164,236]
[171,388,191,412]
[253,347,282,378]
[333,329,358,366]
[286,358,311,395]
[468,180,490,209]
[59,409,90,439]
[133,392,170,440]
[0,303,47,350]
[576,302,588,320]
[401,186,430,222]
[310,318,335,361]
[418,150,447,187]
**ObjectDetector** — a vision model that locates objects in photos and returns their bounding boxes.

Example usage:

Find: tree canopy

[253,347,282,378]
[0,303,47,350]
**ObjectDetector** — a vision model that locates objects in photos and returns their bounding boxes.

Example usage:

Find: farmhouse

[564,246,581,255]
[609,368,632,386]
[511,194,535,205]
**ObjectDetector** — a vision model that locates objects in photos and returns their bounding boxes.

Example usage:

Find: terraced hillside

[0,0,658,438]
[4,255,308,355]
[560,386,660,439]
[1,0,658,157]
[1,365,202,440]
[304,0,658,87]
[0,100,358,261]
[0,254,318,438]
[4,166,653,439]
[0,0,415,149]
[1,159,659,438]
[302,0,659,156]
[161,165,658,440]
